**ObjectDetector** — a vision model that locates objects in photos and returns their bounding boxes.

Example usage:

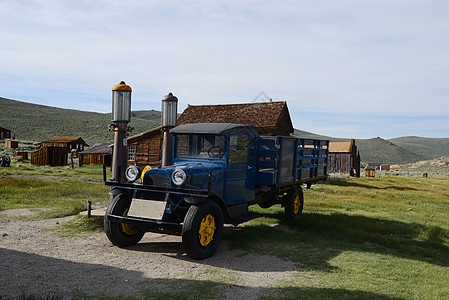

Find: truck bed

[256,136,329,186]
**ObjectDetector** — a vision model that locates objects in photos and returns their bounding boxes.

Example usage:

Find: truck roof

[170,123,259,135]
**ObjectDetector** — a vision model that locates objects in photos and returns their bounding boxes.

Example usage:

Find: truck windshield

[176,134,225,159]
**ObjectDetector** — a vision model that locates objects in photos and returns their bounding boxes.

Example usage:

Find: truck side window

[229,134,249,163]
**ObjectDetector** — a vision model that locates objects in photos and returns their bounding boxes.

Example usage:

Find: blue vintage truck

[104,123,329,259]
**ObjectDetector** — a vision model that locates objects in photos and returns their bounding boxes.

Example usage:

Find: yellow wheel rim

[198,214,216,247]
[293,194,301,215]
[120,208,139,235]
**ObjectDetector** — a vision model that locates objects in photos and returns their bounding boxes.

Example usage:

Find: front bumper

[106,214,183,235]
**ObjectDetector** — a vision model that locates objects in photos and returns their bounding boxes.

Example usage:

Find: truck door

[226,132,256,205]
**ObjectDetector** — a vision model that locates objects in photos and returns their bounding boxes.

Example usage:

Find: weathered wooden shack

[0,127,11,140]
[5,139,19,149]
[40,136,89,152]
[328,139,361,177]
[127,126,164,168]
[31,147,69,166]
[31,136,89,166]
[14,150,29,161]
[79,143,113,166]
[177,101,294,136]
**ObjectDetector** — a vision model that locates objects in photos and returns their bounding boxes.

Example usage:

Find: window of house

[128,146,136,161]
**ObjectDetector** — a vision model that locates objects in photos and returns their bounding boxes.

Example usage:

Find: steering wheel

[207,146,224,158]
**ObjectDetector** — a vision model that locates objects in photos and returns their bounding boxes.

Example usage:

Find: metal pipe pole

[111,122,128,183]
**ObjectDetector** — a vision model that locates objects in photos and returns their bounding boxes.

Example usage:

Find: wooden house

[40,136,89,152]
[31,136,88,166]
[177,101,294,136]
[328,139,361,177]
[31,146,69,166]
[14,150,29,161]
[380,164,391,171]
[79,143,113,166]
[365,167,376,178]
[127,126,164,168]
[0,127,11,140]
[5,139,19,149]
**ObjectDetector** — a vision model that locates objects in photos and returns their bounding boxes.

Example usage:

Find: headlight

[125,166,141,183]
[172,169,186,186]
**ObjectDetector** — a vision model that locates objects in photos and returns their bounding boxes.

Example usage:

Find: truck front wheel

[104,193,145,247]
[182,201,224,260]
[284,187,304,220]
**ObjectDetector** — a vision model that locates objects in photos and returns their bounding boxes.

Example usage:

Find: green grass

[43,215,104,237]
[0,162,109,220]
[222,176,449,299]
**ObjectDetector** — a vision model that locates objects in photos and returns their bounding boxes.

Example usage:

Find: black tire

[3,155,10,167]
[182,201,224,260]
[104,193,144,247]
[284,187,304,220]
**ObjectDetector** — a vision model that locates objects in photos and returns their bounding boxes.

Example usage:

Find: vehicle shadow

[124,210,448,274]
[0,248,403,300]
[217,210,449,270]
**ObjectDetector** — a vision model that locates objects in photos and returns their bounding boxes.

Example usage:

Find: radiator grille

[147,173,170,187]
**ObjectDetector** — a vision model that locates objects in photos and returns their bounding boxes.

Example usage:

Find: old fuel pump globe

[112,81,132,122]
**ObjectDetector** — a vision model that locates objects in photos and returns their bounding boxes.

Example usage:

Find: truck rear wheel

[182,201,224,260]
[104,193,144,247]
[285,187,304,220]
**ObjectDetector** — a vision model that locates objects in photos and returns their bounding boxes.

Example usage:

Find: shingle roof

[79,143,112,155]
[328,141,353,153]
[177,101,293,132]
[127,126,163,143]
[43,136,88,144]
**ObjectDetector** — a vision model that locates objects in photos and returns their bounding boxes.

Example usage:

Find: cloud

[0,0,448,137]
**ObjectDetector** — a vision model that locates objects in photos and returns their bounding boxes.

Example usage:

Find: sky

[1,0,448,139]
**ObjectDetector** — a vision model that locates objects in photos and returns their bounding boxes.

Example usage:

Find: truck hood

[143,160,225,190]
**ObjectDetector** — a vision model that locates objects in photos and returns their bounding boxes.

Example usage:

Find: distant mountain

[389,136,449,160]
[1,97,447,165]
[355,137,427,165]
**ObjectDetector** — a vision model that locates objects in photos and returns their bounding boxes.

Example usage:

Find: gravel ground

[0,212,299,299]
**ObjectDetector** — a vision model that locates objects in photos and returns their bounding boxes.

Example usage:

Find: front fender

[108,187,133,198]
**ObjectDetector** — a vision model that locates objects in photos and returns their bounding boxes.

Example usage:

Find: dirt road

[0,214,298,299]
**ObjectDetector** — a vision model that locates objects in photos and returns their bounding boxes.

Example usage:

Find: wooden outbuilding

[14,150,29,161]
[31,147,69,166]
[365,167,376,178]
[5,139,19,149]
[79,143,113,166]
[127,126,164,168]
[40,136,89,152]
[177,101,294,136]
[328,139,361,177]
[31,136,88,166]
[0,127,11,140]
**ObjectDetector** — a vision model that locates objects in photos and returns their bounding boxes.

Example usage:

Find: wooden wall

[31,147,68,166]
[79,154,112,166]
[129,136,163,168]
[328,153,351,174]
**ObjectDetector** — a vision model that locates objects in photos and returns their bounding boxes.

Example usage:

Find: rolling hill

[1,97,448,164]
[0,97,160,145]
